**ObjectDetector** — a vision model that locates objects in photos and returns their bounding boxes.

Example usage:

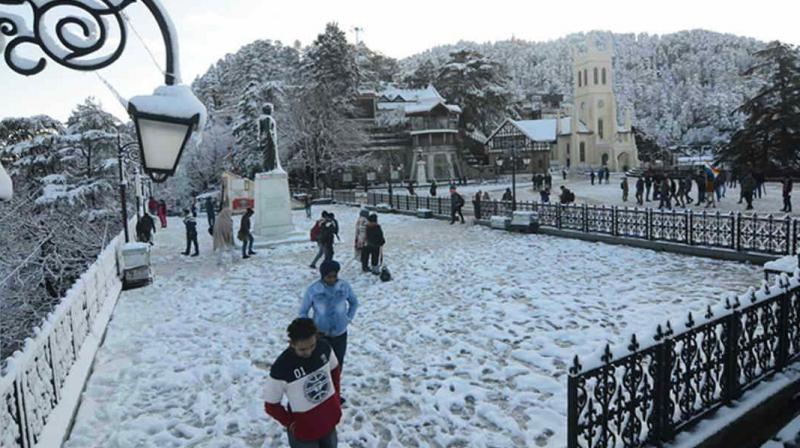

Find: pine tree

[717,41,800,173]
[402,59,438,88]
[435,50,513,135]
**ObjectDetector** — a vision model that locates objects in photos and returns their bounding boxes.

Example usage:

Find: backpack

[380,266,392,282]
[310,221,322,242]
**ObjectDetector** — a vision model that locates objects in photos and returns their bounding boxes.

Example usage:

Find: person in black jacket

[238,208,256,259]
[363,213,385,273]
[449,186,465,224]
[429,180,437,197]
[181,209,199,256]
[136,212,157,245]
[205,197,216,228]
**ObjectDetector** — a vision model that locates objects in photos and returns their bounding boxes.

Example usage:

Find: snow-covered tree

[435,49,514,134]
[717,41,800,172]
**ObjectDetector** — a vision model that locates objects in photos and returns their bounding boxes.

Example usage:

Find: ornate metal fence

[0,232,124,448]
[331,190,357,205]
[568,276,800,447]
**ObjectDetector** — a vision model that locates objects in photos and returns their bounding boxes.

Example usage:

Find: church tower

[571,36,624,169]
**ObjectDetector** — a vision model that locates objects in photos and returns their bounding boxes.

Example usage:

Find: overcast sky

[1,0,798,122]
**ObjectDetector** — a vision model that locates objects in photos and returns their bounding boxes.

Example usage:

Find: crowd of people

[620,171,793,212]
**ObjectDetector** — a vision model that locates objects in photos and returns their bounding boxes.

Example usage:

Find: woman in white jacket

[354,209,369,261]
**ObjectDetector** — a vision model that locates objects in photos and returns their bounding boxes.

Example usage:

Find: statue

[258,103,281,172]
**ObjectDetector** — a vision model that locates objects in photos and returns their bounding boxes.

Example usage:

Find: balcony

[410,117,459,133]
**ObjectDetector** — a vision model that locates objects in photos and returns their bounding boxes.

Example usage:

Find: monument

[253,104,304,244]
[415,149,428,186]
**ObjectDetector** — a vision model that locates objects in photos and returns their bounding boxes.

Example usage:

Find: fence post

[567,370,579,448]
[777,289,790,371]
[557,203,563,229]
[647,208,653,241]
[687,210,693,245]
[724,310,742,403]
[652,334,671,443]
[583,204,589,233]
[785,216,792,255]
[794,219,798,255]
[612,206,618,236]
[13,374,31,448]
[736,213,742,251]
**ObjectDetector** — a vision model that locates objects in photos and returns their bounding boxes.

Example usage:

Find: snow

[512,119,558,142]
[764,254,799,274]
[762,409,800,447]
[64,206,763,447]
[128,84,207,130]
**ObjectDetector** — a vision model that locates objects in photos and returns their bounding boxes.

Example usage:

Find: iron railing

[568,276,800,447]
[367,192,799,257]
[331,190,357,205]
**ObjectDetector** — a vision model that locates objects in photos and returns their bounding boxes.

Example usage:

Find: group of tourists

[265,259,359,448]
[627,171,793,212]
[590,167,611,185]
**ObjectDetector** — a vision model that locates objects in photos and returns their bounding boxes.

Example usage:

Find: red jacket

[264,340,341,441]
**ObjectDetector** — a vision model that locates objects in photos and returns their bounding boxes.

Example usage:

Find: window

[578,71,582,87]
[566,143,570,155]
[583,69,588,87]
[602,68,607,85]
[593,67,598,85]
[598,119,604,139]
[579,142,586,162]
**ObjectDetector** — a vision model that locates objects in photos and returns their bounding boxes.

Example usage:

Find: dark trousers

[473,201,481,220]
[207,215,215,228]
[184,234,198,254]
[322,332,348,367]
[745,193,754,210]
[645,186,651,201]
[242,233,254,257]
[288,429,337,448]
[361,246,380,271]
[323,243,334,262]
[450,206,464,224]
[784,195,792,212]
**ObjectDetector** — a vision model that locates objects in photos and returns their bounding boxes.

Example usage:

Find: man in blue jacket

[299,260,358,401]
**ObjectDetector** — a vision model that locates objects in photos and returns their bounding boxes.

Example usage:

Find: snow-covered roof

[375,84,460,117]
[617,125,632,133]
[376,85,442,103]
[513,119,558,142]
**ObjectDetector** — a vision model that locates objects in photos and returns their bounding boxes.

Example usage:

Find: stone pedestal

[253,169,305,246]
[416,159,427,186]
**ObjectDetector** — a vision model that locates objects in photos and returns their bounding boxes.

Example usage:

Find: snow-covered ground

[385,174,798,217]
[65,206,762,448]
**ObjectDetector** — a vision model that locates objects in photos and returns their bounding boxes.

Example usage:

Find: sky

[1,0,799,122]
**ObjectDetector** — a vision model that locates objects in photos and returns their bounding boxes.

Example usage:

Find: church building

[485,39,639,173]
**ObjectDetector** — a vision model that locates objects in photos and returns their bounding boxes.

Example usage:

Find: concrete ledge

[669,366,800,448]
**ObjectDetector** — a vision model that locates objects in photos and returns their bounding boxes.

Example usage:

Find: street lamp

[1,0,205,192]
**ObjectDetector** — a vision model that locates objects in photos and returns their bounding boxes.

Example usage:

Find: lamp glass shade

[137,117,192,172]
[496,159,504,166]
[0,161,12,201]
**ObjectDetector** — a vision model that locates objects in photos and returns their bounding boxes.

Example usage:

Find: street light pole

[117,134,139,243]
[511,144,517,211]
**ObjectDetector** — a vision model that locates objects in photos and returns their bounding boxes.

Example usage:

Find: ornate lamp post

[0,0,205,198]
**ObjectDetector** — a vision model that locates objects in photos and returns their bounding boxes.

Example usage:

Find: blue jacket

[300,279,358,337]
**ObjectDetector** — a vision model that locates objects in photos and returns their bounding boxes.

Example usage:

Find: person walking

[683,176,694,205]
[309,212,335,268]
[782,176,793,213]
[429,180,437,197]
[473,191,483,220]
[354,209,369,260]
[695,174,706,205]
[741,173,756,210]
[300,261,358,388]
[545,172,552,189]
[675,178,686,208]
[264,318,342,448]
[540,188,551,203]
[190,197,198,218]
[658,177,671,209]
[590,169,595,185]
[604,167,610,184]
[449,186,465,224]
[239,208,256,259]
[147,196,158,215]
[635,177,644,206]
[213,207,235,266]
[157,199,168,228]
[136,212,157,245]
[620,177,629,202]
[562,169,567,180]
[502,188,513,202]
[181,209,199,256]
[407,181,415,196]
[705,174,716,208]
[309,212,328,269]
[304,193,313,219]
[362,213,385,274]
[205,197,216,229]
[644,176,652,202]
